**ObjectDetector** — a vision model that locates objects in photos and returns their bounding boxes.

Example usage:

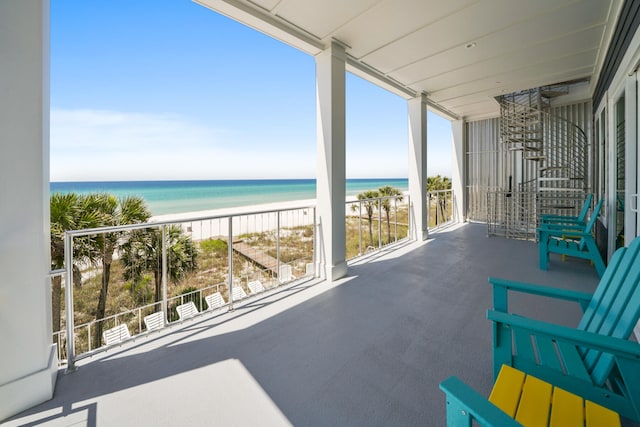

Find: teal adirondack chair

[540,193,593,226]
[489,236,640,421]
[538,198,605,277]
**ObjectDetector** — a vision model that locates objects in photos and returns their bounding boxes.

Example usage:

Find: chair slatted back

[205,292,225,310]
[577,238,640,386]
[578,199,603,250]
[576,193,594,223]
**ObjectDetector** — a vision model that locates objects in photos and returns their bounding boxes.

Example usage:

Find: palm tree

[426,175,452,225]
[50,193,105,338]
[426,175,452,192]
[93,195,150,349]
[378,186,403,243]
[351,190,380,246]
[50,193,79,338]
[121,224,197,306]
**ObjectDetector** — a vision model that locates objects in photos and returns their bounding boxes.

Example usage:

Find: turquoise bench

[490,236,640,422]
[538,199,605,277]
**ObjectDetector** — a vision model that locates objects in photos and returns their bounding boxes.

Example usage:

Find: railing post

[394,196,398,242]
[277,211,281,284]
[427,192,431,230]
[358,200,362,255]
[312,207,318,278]
[161,225,168,326]
[228,217,234,310]
[407,195,412,238]
[378,198,382,249]
[64,233,76,372]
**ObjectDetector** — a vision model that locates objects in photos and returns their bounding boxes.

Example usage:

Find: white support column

[451,119,466,223]
[315,42,347,281]
[408,93,428,240]
[625,74,638,245]
[0,0,57,421]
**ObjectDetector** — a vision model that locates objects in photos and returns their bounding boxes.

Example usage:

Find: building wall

[466,117,501,222]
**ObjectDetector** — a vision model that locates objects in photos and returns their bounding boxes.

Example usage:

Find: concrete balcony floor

[4,223,607,427]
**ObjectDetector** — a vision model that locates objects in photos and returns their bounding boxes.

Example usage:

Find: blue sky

[50,0,452,181]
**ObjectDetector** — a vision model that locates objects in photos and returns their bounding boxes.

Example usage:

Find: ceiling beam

[194,0,325,54]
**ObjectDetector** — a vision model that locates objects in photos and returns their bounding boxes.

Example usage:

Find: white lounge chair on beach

[103,324,131,346]
[205,292,225,310]
[278,265,294,283]
[231,285,247,301]
[176,301,199,320]
[305,263,314,276]
[143,311,165,331]
[247,280,264,294]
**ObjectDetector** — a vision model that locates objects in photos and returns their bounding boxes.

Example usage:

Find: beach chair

[143,311,164,331]
[440,364,620,426]
[247,280,264,294]
[489,236,640,421]
[231,285,247,301]
[278,264,294,283]
[176,301,199,320]
[538,199,605,277]
[306,263,315,276]
[205,292,225,310]
[103,323,131,346]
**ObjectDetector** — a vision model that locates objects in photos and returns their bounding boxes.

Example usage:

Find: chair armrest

[541,213,578,219]
[538,222,584,231]
[541,217,583,224]
[489,277,593,312]
[439,376,522,427]
[538,228,591,238]
[487,310,640,360]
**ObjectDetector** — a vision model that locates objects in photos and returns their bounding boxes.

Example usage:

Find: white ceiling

[196,0,621,120]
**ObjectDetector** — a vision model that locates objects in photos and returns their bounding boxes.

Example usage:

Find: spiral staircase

[488,85,588,240]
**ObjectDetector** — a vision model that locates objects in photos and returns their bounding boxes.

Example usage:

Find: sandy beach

[149,194,407,242]
[150,198,319,241]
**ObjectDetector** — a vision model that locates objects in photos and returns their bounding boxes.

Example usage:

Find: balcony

[5,222,600,426]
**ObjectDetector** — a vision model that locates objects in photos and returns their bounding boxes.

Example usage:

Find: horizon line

[50,177,416,184]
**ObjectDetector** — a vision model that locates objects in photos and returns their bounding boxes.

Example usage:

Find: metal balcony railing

[345,194,409,260]
[427,189,454,229]
[53,196,416,369]
[55,205,316,370]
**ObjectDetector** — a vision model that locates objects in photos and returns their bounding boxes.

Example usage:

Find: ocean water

[50,179,408,215]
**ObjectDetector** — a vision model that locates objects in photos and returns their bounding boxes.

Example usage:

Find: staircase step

[541,90,569,98]
[539,177,570,182]
[506,138,542,143]
[543,204,575,209]
[507,122,541,128]
[538,187,584,192]
[508,145,541,152]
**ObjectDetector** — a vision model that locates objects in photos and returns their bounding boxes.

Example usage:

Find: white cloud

[50,109,316,181]
[49,108,449,181]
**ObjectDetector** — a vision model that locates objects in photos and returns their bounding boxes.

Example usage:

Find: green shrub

[200,238,227,255]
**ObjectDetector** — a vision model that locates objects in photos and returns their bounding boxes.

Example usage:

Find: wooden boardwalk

[232,241,279,276]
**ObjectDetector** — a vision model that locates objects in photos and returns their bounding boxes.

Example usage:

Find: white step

[539,177,570,182]
[538,187,584,192]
